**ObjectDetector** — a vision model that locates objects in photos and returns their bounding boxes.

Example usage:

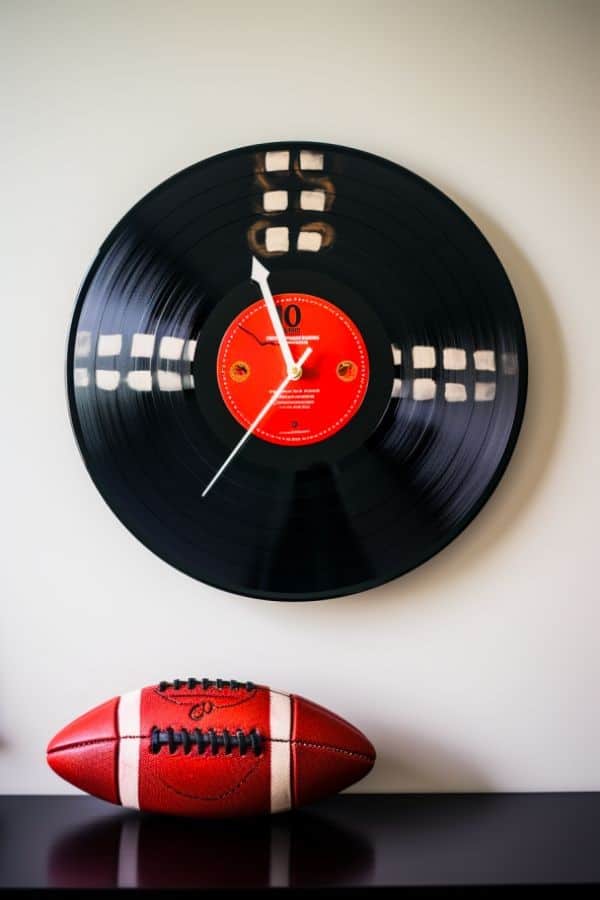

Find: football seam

[155,758,265,802]
[275,737,375,762]
[47,734,375,761]
[47,736,119,753]
[152,689,256,709]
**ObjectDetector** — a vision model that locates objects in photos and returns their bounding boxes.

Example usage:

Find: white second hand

[202,345,313,498]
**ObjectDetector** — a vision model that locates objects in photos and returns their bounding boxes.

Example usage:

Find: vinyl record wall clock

[67,142,527,601]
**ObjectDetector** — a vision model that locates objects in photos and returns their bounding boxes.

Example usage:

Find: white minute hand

[250,256,297,377]
[201,345,313,498]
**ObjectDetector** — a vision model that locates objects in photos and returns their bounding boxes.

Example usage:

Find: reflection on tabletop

[47,807,375,890]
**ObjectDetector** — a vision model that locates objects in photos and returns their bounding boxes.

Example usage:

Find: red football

[47,678,375,816]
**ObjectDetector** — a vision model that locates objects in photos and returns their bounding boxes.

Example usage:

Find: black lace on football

[158,678,255,692]
[149,727,262,757]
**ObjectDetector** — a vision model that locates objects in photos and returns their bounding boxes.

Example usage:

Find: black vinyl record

[67,142,527,601]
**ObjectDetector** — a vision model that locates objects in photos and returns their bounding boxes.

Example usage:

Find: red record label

[216,293,370,446]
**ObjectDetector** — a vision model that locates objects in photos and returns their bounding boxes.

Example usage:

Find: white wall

[1,0,598,794]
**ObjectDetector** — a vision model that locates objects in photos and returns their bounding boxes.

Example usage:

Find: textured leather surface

[291,695,375,808]
[46,697,119,804]
[138,683,271,816]
[46,682,375,816]
[292,695,376,757]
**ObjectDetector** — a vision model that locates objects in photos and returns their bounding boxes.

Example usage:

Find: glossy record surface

[67,142,527,599]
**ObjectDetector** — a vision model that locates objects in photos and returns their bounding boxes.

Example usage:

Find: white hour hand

[250,256,297,377]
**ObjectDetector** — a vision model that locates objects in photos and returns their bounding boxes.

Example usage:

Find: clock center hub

[216,292,370,446]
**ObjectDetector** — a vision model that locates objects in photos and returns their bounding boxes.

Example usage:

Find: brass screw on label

[336,360,358,382]
[230,361,251,383]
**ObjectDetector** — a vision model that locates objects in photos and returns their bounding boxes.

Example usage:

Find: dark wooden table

[0,794,598,890]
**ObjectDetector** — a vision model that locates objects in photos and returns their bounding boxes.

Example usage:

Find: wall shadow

[364,724,492,793]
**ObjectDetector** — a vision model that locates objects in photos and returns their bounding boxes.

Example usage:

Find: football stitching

[48,735,375,762]
[152,689,256,711]
[155,757,264,802]
[270,737,375,762]
[47,736,119,753]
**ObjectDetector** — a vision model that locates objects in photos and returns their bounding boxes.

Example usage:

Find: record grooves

[67,142,527,600]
